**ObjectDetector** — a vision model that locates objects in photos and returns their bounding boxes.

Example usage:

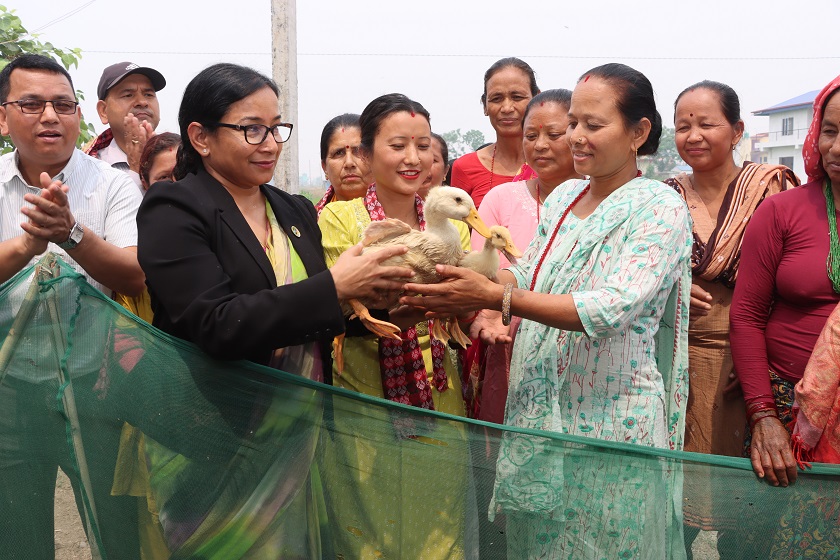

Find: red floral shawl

[363,184,449,409]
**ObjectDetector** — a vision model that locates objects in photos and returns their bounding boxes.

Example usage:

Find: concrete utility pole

[271,0,299,193]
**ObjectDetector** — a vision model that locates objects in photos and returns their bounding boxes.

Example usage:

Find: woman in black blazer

[133,64,411,558]
[137,63,409,382]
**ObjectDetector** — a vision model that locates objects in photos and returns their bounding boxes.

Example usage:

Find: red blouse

[730,180,840,406]
[450,152,515,208]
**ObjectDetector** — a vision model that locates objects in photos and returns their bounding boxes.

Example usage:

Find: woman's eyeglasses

[215,122,294,145]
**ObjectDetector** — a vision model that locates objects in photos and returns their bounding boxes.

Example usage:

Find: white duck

[334,186,491,371]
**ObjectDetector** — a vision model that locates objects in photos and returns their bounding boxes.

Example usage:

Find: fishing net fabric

[1,254,838,560]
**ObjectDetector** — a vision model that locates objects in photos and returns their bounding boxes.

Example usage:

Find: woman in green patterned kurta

[402,64,692,559]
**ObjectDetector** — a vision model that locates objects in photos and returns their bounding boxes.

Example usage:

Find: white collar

[0,149,80,188]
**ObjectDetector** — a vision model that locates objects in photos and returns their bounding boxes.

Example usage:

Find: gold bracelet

[502,283,514,326]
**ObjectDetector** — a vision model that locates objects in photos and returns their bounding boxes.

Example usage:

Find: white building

[752,90,818,181]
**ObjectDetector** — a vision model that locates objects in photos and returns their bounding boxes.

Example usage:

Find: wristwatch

[58,222,84,250]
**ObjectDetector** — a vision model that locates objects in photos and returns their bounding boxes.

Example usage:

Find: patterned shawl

[803,74,840,184]
[314,185,335,216]
[666,162,797,288]
[86,128,114,159]
[792,301,840,465]
[362,184,449,410]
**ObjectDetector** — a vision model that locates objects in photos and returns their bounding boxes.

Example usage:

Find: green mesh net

[1,254,839,560]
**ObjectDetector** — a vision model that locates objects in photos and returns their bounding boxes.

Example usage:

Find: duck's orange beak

[464,208,491,238]
[502,239,523,265]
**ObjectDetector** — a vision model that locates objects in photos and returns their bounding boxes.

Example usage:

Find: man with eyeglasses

[0,54,142,560]
[87,61,166,191]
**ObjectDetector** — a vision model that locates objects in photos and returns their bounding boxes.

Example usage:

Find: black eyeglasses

[1,99,79,115]
[215,122,293,145]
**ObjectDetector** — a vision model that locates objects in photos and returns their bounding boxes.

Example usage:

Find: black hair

[174,63,279,180]
[319,113,361,163]
[140,132,181,188]
[522,88,573,123]
[481,57,539,107]
[674,80,741,125]
[0,54,75,103]
[359,93,430,154]
[579,63,662,156]
[431,132,449,168]
[822,87,840,115]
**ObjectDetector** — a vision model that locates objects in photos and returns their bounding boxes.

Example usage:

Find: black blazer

[137,169,345,382]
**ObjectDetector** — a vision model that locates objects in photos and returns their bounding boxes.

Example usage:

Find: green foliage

[441,128,486,160]
[639,127,685,181]
[0,4,96,155]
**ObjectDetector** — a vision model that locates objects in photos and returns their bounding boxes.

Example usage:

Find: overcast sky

[15,0,840,185]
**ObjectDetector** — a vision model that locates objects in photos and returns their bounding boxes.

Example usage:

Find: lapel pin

[291,226,301,238]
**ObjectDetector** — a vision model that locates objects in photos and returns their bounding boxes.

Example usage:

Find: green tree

[639,126,684,180]
[441,128,486,160]
[0,4,96,154]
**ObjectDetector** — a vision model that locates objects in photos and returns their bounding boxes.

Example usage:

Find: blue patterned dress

[491,177,692,559]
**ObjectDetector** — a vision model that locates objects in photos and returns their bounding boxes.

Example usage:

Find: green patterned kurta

[491,177,692,559]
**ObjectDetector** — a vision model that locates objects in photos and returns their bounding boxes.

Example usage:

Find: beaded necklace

[489,144,496,187]
[824,179,840,293]
[529,171,641,291]
[529,185,590,291]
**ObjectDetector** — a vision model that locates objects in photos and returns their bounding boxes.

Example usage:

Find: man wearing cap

[0,54,143,559]
[87,62,165,190]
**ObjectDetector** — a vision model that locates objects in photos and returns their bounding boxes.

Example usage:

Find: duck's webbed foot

[333,334,346,373]
[431,318,451,345]
[350,299,402,341]
[446,318,472,349]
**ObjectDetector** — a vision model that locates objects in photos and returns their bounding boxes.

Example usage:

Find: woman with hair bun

[136,63,412,558]
[402,63,692,558]
[317,92,471,560]
[665,80,797,557]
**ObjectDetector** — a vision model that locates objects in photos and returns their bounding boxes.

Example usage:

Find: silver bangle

[502,283,514,326]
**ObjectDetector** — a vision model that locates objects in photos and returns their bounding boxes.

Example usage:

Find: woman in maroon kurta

[449,57,539,207]
[731,75,840,489]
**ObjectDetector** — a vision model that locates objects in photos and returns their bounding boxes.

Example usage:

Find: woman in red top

[449,57,539,207]
[730,75,840,489]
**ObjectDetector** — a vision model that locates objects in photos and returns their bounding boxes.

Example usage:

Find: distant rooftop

[753,90,819,116]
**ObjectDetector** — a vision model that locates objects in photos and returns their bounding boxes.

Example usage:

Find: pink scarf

[803,74,840,184]
[363,184,448,410]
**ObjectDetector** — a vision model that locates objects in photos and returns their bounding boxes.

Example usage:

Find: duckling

[334,186,492,372]
[432,226,523,347]
[460,225,523,278]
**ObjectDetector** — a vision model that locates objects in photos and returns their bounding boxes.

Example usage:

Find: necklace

[529,185,590,291]
[489,144,496,188]
[262,216,271,253]
[824,179,840,293]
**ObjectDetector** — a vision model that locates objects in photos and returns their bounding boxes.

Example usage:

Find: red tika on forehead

[341,127,345,133]
[584,75,590,82]
[410,111,416,117]
[540,101,545,106]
